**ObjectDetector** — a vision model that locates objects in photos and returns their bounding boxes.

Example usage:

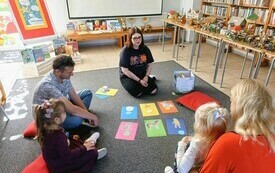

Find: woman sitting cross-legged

[119,26,158,97]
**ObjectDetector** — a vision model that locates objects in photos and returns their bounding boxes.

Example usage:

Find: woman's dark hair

[35,99,65,146]
[127,26,145,48]
[52,55,75,71]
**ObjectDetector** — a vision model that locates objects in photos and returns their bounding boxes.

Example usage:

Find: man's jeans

[62,89,92,129]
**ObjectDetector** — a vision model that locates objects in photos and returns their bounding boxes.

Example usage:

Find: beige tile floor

[0,41,274,100]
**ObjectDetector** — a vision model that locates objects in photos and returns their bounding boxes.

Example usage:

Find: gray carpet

[0,60,230,173]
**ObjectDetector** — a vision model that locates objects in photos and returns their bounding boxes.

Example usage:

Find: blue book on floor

[165,117,187,135]
[121,106,138,119]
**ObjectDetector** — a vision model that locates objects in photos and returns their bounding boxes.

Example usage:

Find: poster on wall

[0,0,21,48]
[8,0,55,41]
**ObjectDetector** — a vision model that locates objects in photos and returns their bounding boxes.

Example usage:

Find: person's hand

[83,140,96,151]
[0,95,6,106]
[143,75,149,83]
[181,136,192,144]
[140,79,148,87]
[89,113,100,127]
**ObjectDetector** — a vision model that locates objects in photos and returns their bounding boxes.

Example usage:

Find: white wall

[45,0,69,35]
[45,0,181,35]
[180,0,202,42]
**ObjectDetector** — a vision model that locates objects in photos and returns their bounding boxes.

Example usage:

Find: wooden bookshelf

[201,0,274,34]
[266,0,275,35]
[66,27,175,48]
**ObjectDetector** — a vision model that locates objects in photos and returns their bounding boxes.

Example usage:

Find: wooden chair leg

[0,106,9,121]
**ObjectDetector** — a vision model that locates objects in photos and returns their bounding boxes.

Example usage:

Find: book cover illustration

[21,49,35,64]
[32,47,44,63]
[140,103,159,117]
[144,119,167,137]
[52,37,66,55]
[121,106,138,120]
[157,100,178,114]
[165,117,187,135]
[115,122,138,141]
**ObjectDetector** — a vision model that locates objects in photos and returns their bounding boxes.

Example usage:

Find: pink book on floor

[115,122,138,141]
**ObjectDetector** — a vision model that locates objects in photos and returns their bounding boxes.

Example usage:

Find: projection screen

[66,0,163,19]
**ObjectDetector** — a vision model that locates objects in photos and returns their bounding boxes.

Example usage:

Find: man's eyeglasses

[132,36,141,40]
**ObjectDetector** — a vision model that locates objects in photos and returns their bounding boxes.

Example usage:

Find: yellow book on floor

[95,86,118,96]
[140,103,159,117]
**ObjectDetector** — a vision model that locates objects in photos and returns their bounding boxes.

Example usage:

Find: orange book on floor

[157,100,178,114]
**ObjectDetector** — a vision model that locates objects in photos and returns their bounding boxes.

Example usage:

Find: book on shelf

[270,12,275,25]
[32,47,45,63]
[72,52,81,64]
[41,44,51,60]
[52,37,66,55]
[21,49,35,64]
[67,41,79,53]
[254,26,263,35]
[267,28,275,36]
[106,20,121,31]
[66,22,76,32]
[34,44,51,60]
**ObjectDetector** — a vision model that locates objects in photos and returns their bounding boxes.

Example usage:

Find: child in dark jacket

[34,99,107,173]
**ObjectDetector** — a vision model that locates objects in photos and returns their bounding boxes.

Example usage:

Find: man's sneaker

[164,166,174,173]
[86,132,100,143]
[97,148,107,160]
[82,119,95,128]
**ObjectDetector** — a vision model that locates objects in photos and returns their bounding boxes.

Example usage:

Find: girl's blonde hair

[194,102,229,143]
[34,99,65,145]
[231,79,275,152]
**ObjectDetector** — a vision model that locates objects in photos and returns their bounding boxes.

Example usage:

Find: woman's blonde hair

[34,99,65,146]
[194,102,229,143]
[231,79,275,151]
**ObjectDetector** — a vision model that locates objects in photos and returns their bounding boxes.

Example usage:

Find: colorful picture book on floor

[95,86,118,96]
[115,100,188,140]
[121,106,138,120]
[140,103,159,117]
[115,122,138,141]
[165,117,187,135]
[144,119,167,137]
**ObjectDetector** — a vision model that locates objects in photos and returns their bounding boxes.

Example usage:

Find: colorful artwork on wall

[0,0,20,47]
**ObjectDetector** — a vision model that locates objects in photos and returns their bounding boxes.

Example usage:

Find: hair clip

[214,110,221,120]
[41,100,54,119]
[213,109,225,120]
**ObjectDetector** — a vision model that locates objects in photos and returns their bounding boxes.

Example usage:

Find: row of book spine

[231,7,269,22]
[202,5,228,17]
[269,12,275,25]
[233,0,270,6]
[204,0,234,3]
[266,28,275,36]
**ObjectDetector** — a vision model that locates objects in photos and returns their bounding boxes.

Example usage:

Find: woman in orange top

[200,79,275,173]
